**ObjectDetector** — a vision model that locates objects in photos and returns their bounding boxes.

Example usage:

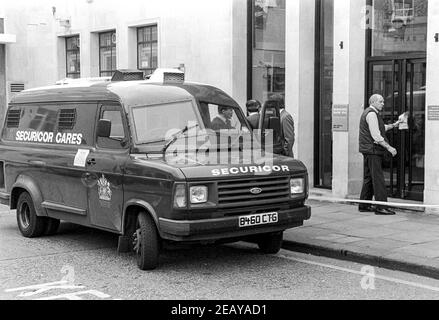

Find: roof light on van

[147,68,185,84]
[55,77,111,86]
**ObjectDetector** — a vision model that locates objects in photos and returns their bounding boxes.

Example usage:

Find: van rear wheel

[16,192,47,238]
[257,232,283,254]
[133,212,160,270]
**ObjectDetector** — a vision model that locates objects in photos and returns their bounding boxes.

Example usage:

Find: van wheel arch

[10,187,27,210]
[123,203,160,236]
[11,176,46,217]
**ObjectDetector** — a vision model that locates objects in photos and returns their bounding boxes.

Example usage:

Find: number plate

[238,212,278,228]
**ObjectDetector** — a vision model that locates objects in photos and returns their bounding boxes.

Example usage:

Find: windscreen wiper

[162,124,199,154]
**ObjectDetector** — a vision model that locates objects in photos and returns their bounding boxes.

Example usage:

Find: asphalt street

[1,212,439,300]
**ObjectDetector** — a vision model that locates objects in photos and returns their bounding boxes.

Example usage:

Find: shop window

[137,25,158,76]
[370,0,428,56]
[99,31,117,77]
[66,36,80,79]
[249,0,286,102]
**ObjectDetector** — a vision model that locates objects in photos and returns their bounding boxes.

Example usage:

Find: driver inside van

[211,106,235,131]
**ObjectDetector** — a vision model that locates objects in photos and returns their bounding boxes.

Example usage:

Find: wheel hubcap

[19,203,30,229]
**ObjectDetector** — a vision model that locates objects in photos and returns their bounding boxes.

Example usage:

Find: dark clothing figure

[360,154,387,209]
[280,109,295,158]
[359,95,399,215]
[246,113,260,130]
[246,99,261,130]
[211,116,233,131]
[359,107,388,155]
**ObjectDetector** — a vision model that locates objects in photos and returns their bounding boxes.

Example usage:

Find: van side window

[97,107,127,149]
[2,104,94,146]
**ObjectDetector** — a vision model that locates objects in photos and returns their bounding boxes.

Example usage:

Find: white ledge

[0,34,16,44]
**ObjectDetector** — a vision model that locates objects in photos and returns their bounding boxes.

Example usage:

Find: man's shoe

[375,208,396,215]
[359,205,374,212]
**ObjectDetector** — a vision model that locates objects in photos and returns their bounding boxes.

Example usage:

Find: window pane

[100,47,112,71]
[102,110,124,138]
[66,36,80,78]
[252,0,285,102]
[132,101,197,143]
[151,42,158,68]
[100,32,112,46]
[138,43,151,69]
[66,36,79,50]
[137,28,145,42]
[371,0,428,56]
[67,52,80,73]
[151,26,158,41]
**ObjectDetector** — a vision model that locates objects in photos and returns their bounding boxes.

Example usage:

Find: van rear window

[2,104,95,146]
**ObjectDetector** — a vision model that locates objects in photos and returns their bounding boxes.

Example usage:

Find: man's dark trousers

[360,154,387,209]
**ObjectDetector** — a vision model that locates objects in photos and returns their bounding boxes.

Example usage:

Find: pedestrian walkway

[283,198,439,279]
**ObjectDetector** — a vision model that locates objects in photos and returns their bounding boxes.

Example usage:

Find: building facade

[2,0,439,211]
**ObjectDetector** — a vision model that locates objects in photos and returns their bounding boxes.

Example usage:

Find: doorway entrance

[367,58,425,201]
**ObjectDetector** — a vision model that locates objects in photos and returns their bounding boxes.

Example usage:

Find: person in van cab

[211,106,234,131]
[246,99,261,130]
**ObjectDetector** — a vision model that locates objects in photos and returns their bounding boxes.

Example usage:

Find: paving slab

[283,198,439,280]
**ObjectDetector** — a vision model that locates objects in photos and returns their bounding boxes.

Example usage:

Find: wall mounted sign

[428,106,439,121]
[332,104,349,132]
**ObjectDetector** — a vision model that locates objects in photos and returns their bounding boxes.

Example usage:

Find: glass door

[405,59,425,200]
[367,58,425,201]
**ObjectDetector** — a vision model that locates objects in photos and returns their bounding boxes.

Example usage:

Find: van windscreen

[132,101,198,144]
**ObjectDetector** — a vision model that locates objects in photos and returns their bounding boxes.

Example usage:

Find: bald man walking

[358,94,400,215]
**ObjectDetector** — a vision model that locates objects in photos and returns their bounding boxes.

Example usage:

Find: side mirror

[97,119,111,138]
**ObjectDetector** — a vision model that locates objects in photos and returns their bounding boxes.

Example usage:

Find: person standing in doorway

[272,94,295,158]
[246,99,261,130]
[358,94,401,215]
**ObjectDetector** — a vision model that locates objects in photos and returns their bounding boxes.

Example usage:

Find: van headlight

[290,178,304,195]
[173,184,187,208]
[190,186,208,204]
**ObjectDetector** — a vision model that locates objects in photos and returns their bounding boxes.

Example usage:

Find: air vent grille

[58,109,76,129]
[6,109,21,128]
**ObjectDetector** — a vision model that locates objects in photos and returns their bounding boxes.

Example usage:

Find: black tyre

[16,192,47,238]
[133,212,160,270]
[44,218,60,236]
[257,232,283,254]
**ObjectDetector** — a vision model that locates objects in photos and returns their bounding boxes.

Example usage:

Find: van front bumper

[158,205,311,242]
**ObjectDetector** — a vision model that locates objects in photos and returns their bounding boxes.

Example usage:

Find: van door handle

[86,158,96,165]
[29,160,46,166]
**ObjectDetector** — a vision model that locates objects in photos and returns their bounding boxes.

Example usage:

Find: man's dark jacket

[359,107,388,155]
[247,113,260,130]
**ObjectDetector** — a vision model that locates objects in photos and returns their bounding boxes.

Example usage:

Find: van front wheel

[16,192,47,238]
[133,212,160,270]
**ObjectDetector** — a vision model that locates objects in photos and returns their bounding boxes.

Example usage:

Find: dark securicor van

[0,69,311,270]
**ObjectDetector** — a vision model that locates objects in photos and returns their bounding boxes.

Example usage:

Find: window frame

[65,35,80,79]
[96,104,129,150]
[99,31,117,77]
[137,25,158,76]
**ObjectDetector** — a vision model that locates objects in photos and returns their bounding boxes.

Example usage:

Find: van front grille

[217,176,290,208]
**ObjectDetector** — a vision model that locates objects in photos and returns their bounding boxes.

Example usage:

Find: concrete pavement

[283,198,439,279]
[4,198,439,280]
